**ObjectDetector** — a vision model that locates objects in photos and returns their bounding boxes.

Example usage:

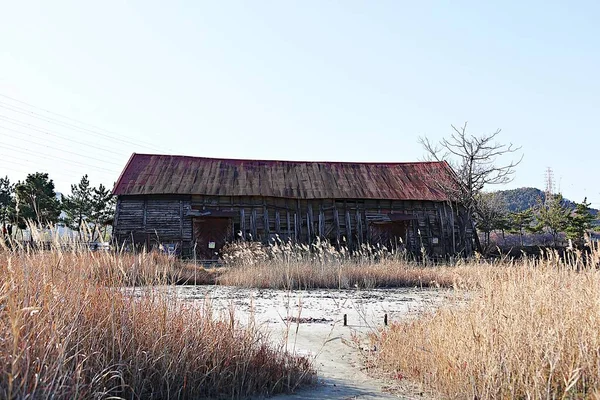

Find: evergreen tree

[90,183,115,240]
[0,176,15,225]
[565,198,595,247]
[509,208,536,246]
[14,172,61,229]
[536,194,570,247]
[62,175,93,236]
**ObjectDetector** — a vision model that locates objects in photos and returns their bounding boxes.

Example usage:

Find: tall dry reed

[0,245,313,399]
[218,239,473,289]
[370,250,600,399]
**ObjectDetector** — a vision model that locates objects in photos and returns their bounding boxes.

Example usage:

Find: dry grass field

[4,233,600,399]
[368,250,600,399]
[0,241,313,399]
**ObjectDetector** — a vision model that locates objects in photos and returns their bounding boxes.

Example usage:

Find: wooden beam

[263,206,270,239]
[356,209,363,245]
[345,209,352,248]
[143,198,148,232]
[333,208,340,245]
[318,207,325,238]
[114,198,122,232]
[294,213,298,242]
[306,212,312,242]
[251,208,257,239]
[240,208,246,240]
[308,204,314,241]
[179,200,183,239]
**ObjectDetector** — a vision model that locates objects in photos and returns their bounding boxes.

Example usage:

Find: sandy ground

[168,286,446,399]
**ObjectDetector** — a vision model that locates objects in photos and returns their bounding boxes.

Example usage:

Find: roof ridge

[131,153,445,166]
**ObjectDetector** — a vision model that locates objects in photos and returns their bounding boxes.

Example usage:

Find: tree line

[0,173,115,241]
[475,191,596,249]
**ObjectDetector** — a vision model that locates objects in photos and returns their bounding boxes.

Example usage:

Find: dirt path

[271,321,400,400]
[173,286,444,399]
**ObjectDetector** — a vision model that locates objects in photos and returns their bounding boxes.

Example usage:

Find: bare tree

[475,192,509,251]
[420,122,522,253]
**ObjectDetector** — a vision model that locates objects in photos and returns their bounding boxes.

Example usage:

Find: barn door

[193,217,233,260]
[369,221,408,249]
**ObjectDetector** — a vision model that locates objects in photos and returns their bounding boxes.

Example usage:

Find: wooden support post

[286,211,291,240]
[306,211,312,242]
[179,200,184,239]
[343,314,347,326]
[275,210,281,235]
[384,313,388,326]
[437,206,446,255]
[251,209,257,239]
[318,208,325,239]
[263,206,270,240]
[448,203,456,254]
[294,213,298,242]
[114,198,121,229]
[308,204,314,242]
[143,199,148,249]
[356,209,363,245]
[345,210,352,248]
[240,208,246,240]
[333,208,340,245]
[143,198,148,231]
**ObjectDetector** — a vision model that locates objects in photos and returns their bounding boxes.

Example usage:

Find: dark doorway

[369,221,408,249]
[193,217,233,260]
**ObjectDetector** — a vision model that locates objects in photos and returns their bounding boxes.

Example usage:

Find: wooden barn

[112,153,474,259]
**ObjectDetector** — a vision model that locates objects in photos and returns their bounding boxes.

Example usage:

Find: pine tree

[565,198,595,247]
[0,176,15,225]
[62,175,93,237]
[509,208,536,246]
[90,183,115,241]
[536,194,570,247]
[14,172,61,229]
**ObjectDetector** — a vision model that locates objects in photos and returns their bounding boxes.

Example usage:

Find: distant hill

[493,187,545,212]
[493,187,597,216]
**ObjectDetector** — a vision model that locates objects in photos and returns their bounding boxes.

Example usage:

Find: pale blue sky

[0,1,598,205]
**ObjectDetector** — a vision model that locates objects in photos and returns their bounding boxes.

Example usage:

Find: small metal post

[384,313,388,326]
[343,314,347,326]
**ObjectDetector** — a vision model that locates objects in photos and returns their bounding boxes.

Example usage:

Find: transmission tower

[544,167,555,205]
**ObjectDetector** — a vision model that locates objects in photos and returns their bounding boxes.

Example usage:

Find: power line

[0,159,91,183]
[0,158,39,171]
[0,93,171,151]
[1,150,119,192]
[0,100,166,152]
[0,142,120,174]
[0,126,124,166]
[0,113,129,159]
[0,95,167,151]
[0,164,33,175]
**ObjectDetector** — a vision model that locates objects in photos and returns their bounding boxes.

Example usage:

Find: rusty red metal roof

[112,153,457,201]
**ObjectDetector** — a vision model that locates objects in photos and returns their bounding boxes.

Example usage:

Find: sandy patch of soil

[168,286,446,399]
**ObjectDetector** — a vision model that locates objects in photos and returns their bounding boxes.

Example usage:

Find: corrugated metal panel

[112,153,457,201]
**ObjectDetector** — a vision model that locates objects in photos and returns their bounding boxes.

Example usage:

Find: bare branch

[419,122,523,215]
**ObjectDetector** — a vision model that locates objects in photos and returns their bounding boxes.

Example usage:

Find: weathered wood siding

[114,194,472,258]
[113,195,193,255]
